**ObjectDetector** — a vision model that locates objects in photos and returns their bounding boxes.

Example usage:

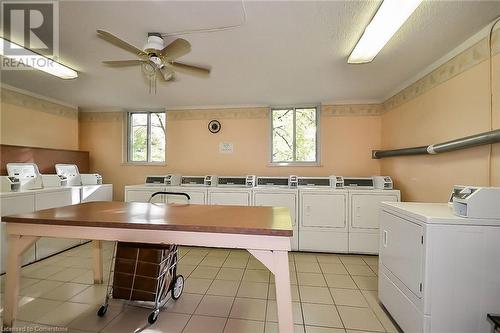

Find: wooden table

[2,201,293,331]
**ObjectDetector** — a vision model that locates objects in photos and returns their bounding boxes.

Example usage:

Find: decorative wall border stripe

[79,111,123,122]
[382,28,500,112]
[322,104,382,116]
[167,108,269,121]
[1,88,78,119]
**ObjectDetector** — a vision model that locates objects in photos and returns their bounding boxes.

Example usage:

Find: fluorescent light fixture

[348,0,423,64]
[0,38,78,79]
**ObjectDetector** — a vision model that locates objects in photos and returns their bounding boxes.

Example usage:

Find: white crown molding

[0,84,78,110]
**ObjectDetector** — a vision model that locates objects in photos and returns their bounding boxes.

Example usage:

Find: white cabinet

[348,190,400,254]
[299,189,348,253]
[0,193,36,273]
[208,189,252,206]
[253,189,298,251]
[379,202,500,333]
[35,188,81,260]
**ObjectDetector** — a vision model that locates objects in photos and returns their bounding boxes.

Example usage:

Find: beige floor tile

[69,285,108,304]
[208,280,240,297]
[316,255,341,264]
[145,312,190,333]
[296,262,322,273]
[195,295,234,317]
[352,276,378,291]
[184,277,213,294]
[17,298,63,322]
[180,255,205,266]
[68,303,123,331]
[243,269,270,283]
[200,256,226,267]
[183,315,226,333]
[372,306,399,333]
[265,322,305,333]
[337,306,384,332]
[22,265,65,279]
[362,256,379,265]
[36,301,93,326]
[207,249,230,258]
[100,306,151,333]
[19,277,42,290]
[224,318,265,333]
[40,282,89,301]
[223,258,249,268]
[237,282,269,299]
[294,253,318,262]
[47,268,91,282]
[188,248,211,256]
[230,298,266,321]
[319,263,348,275]
[216,268,245,281]
[164,293,203,314]
[247,259,268,270]
[228,251,250,260]
[302,303,342,328]
[177,264,196,278]
[345,264,375,277]
[338,256,365,265]
[297,273,326,287]
[266,300,303,324]
[324,274,357,289]
[299,286,333,304]
[306,326,346,333]
[20,280,64,298]
[190,266,220,279]
[268,284,300,302]
[71,270,95,284]
[330,288,368,307]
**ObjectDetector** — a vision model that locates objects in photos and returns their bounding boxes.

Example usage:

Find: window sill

[121,162,167,167]
[268,162,321,167]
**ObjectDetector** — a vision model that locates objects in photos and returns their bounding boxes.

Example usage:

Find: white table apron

[2,223,294,332]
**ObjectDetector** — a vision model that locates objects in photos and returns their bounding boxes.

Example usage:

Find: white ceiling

[2,0,500,110]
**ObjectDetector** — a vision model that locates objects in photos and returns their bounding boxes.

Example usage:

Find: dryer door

[301,192,346,229]
[351,194,399,230]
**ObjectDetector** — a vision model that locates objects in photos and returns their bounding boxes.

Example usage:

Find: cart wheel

[148,310,159,324]
[171,275,184,300]
[97,305,108,317]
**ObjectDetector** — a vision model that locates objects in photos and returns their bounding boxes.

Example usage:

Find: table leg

[92,240,103,284]
[248,249,293,333]
[3,235,39,328]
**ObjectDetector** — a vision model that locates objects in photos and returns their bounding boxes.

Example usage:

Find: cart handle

[150,191,191,201]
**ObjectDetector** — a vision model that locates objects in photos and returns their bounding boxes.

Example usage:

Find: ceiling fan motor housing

[143,35,165,54]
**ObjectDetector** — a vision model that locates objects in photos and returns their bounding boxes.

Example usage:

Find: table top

[3,201,293,236]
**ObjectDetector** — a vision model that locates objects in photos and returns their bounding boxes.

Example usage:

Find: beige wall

[0,89,79,150]
[79,110,382,201]
[380,53,499,202]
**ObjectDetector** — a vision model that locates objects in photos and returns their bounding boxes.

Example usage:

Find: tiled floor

[1,242,400,333]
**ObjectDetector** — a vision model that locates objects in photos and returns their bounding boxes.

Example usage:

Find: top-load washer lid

[181,176,206,186]
[343,177,374,189]
[7,163,43,190]
[55,164,82,186]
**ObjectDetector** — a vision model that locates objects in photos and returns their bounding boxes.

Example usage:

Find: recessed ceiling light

[0,38,78,79]
[348,0,423,64]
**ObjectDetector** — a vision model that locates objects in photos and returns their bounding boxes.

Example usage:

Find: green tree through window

[128,112,166,163]
[271,107,318,164]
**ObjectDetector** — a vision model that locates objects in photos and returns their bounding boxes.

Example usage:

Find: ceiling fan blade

[97,30,145,56]
[102,60,145,66]
[170,61,211,77]
[160,38,191,60]
[159,66,175,81]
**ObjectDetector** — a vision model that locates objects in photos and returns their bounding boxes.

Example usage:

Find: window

[271,106,319,164]
[127,111,166,163]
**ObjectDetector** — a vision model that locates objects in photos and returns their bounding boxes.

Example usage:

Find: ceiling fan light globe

[143,35,165,54]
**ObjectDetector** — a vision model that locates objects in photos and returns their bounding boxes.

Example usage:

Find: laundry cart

[97,191,189,324]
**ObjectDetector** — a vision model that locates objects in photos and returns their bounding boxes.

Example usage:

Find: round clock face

[208,120,221,133]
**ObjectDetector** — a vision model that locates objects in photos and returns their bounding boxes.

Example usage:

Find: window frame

[269,105,321,166]
[125,110,167,165]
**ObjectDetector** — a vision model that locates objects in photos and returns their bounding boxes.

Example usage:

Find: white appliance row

[124,175,399,254]
[378,201,500,333]
[0,163,113,273]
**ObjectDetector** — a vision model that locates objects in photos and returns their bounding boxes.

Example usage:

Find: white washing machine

[124,175,169,203]
[344,176,400,254]
[165,175,211,204]
[252,176,299,251]
[207,176,255,206]
[298,176,349,253]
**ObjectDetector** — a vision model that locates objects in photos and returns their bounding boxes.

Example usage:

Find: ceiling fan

[97,30,211,83]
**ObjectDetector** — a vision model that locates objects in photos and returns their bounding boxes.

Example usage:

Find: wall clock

[208,120,221,133]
